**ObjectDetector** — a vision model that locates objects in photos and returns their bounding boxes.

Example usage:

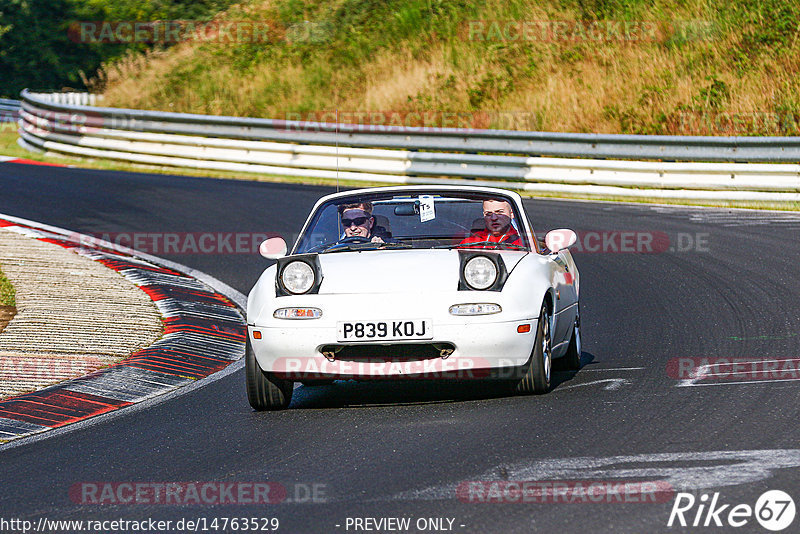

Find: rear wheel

[245,338,293,410]
[516,302,552,394]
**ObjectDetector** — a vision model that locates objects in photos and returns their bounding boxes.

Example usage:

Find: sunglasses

[342,216,370,227]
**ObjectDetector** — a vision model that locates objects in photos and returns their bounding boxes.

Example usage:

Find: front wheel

[516,302,552,394]
[245,338,294,410]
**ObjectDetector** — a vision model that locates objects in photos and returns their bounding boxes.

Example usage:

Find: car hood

[316,249,526,294]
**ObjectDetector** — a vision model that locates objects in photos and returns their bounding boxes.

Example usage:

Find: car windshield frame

[290,189,536,255]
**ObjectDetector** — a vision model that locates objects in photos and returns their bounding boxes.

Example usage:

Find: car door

[549,250,578,351]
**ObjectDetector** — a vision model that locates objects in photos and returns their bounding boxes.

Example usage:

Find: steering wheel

[324,235,373,252]
[338,236,372,244]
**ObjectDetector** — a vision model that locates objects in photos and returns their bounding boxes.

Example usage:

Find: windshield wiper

[306,243,336,253]
[320,242,366,253]
[332,242,414,253]
[434,241,527,250]
[376,241,412,249]
[306,240,412,254]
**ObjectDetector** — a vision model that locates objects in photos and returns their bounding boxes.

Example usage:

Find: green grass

[93,0,800,136]
[0,266,15,307]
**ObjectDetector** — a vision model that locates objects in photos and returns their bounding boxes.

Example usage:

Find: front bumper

[248,316,536,380]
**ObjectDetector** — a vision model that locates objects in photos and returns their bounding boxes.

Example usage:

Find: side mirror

[259,237,287,259]
[544,229,577,253]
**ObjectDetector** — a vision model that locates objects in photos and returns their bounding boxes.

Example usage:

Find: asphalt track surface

[2,163,800,533]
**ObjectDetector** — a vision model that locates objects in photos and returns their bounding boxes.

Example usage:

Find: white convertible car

[246,186,580,409]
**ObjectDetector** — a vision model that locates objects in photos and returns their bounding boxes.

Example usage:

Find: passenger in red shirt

[460,199,523,247]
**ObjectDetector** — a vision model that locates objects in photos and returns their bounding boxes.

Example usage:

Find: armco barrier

[15,90,800,201]
[1,98,21,123]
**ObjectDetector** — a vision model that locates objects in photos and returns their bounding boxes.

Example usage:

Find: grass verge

[93,0,800,137]
[0,265,14,307]
[0,262,16,335]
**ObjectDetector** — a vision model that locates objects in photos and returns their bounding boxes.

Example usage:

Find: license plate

[336,319,433,342]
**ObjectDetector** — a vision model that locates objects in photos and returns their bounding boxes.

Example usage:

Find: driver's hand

[371,236,385,243]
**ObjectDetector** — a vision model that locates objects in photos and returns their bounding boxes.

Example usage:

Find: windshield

[293,191,533,254]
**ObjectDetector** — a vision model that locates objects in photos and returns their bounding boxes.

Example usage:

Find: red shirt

[460,228,522,247]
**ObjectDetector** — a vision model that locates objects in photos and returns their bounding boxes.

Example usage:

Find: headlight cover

[463,256,498,290]
[281,261,315,294]
[274,254,323,296]
[457,250,509,292]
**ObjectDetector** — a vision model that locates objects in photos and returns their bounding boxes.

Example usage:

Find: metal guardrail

[0,99,21,123]
[15,90,800,201]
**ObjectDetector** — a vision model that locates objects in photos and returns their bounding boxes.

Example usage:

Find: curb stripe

[0,155,69,167]
[162,315,246,336]
[0,217,246,442]
[0,391,131,427]
[88,256,185,276]
[6,159,68,167]
[137,285,234,306]
[64,367,195,403]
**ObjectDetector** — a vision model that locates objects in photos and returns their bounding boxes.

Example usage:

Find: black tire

[516,302,552,394]
[558,304,581,371]
[245,338,293,410]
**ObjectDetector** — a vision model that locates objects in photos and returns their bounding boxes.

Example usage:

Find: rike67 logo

[668,490,796,531]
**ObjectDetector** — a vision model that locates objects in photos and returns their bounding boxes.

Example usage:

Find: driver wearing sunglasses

[338,202,385,243]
